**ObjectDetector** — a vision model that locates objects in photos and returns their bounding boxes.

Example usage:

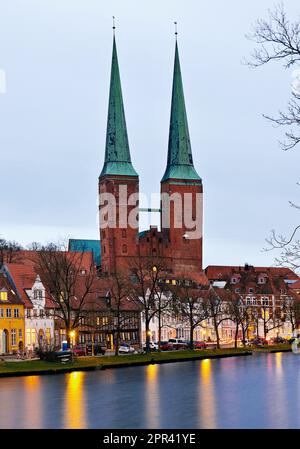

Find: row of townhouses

[1,248,300,355]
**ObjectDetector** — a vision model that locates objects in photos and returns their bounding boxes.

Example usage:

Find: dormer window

[231,278,237,284]
[249,288,254,293]
[34,290,43,300]
[258,277,266,284]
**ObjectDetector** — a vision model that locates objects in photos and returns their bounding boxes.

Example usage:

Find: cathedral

[96,35,204,280]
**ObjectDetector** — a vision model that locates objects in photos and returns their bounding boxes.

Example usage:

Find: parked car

[270,336,286,344]
[72,345,86,356]
[193,340,207,349]
[143,342,158,351]
[250,337,268,346]
[168,338,188,350]
[118,343,135,354]
[158,341,174,351]
[86,343,106,355]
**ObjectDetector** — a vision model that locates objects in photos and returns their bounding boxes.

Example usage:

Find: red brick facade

[99,176,203,276]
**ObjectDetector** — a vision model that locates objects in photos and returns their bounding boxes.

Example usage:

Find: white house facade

[24,275,55,351]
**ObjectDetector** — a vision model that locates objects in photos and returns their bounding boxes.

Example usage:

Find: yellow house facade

[0,275,25,354]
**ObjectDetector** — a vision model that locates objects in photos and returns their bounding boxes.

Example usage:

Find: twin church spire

[100,34,200,182]
[100,36,138,178]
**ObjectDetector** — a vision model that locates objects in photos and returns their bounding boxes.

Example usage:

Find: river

[0,352,299,428]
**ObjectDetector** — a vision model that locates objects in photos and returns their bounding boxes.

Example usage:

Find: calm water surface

[0,352,300,429]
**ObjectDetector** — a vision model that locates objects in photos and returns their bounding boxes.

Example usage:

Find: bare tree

[258,300,283,338]
[228,295,252,347]
[0,238,22,267]
[206,287,231,349]
[153,283,174,351]
[129,256,166,353]
[247,5,300,267]
[32,242,97,346]
[282,293,300,332]
[173,283,208,350]
[247,4,300,151]
[104,272,133,356]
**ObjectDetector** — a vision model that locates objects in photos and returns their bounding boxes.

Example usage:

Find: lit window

[26,329,31,345]
[102,317,109,325]
[0,291,8,301]
[31,329,36,344]
[46,328,51,344]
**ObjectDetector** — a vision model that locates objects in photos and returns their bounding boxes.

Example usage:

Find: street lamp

[69,330,75,348]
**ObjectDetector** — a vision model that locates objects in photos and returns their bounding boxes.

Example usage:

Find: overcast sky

[1,0,300,268]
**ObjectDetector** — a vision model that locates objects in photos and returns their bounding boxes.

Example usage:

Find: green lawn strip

[252,344,292,353]
[0,348,251,377]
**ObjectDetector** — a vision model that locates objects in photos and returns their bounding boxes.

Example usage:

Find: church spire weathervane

[112,16,116,35]
[174,21,178,39]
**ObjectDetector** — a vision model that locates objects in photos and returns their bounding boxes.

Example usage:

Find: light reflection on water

[1,353,300,429]
[199,359,216,428]
[145,364,159,428]
[64,372,86,429]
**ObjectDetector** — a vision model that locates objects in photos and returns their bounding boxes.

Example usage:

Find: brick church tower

[98,37,203,277]
[160,41,203,274]
[99,36,139,275]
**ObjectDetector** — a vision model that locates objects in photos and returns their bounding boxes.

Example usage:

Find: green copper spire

[161,41,201,183]
[100,36,138,178]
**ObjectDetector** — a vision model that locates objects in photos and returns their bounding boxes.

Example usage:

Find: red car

[193,341,207,349]
[159,341,174,351]
[72,345,86,356]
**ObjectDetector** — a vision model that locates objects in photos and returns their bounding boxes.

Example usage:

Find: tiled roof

[6,250,95,272]
[205,265,298,280]
[4,263,55,309]
[0,272,23,305]
[205,265,300,295]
